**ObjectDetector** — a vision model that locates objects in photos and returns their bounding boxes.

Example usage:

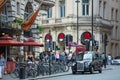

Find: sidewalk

[3,65,113,80]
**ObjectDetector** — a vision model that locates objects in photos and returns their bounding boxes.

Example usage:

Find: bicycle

[25,61,38,78]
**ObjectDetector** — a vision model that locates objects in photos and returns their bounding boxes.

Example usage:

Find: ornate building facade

[0,0,54,57]
[41,0,120,57]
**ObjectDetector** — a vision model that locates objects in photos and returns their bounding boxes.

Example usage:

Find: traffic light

[104,34,108,46]
[69,35,73,42]
[81,31,92,45]
[65,34,73,46]
[66,35,69,46]
[58,33,65,42]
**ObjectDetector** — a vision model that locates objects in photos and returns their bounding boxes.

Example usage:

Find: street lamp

[75,0,80,44]
[91,0,94,51]
[48,29,51,75]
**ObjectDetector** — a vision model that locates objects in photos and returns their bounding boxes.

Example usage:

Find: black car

[72,51,102,74]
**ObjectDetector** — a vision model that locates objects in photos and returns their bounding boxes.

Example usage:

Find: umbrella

[0,35,23,60]
[23,38,44,47]
[0,35,23,46]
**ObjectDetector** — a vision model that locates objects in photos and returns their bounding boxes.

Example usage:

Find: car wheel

[90,67,94,74]
[72,71,76,74]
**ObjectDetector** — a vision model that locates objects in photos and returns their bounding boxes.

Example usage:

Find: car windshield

[83,53,92,60]
[76,53,83,61]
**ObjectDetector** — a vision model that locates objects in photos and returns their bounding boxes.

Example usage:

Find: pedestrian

[71,52,76,63]
[107,54,112,65]
[60,51,65,62]
[102,52,107,68]
[67,51,73,63]
[55,51,60,62]
[0,53,6,79]
[27,52,34,63]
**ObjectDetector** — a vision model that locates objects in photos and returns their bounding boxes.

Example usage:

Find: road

[41,65,120,80]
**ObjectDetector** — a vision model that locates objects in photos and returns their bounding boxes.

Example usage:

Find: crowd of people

[38,50,76,64]
[0,50,113,79]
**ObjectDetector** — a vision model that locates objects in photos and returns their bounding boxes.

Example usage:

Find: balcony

[0,14,21,35]
[34,0,55,10]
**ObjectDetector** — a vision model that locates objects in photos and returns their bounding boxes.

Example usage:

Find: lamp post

[48,29,51,75]
[91,0,94,51]
[75,0,80,44]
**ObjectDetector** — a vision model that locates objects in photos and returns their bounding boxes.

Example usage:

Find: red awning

[0,35,23,46]
[23,38,44,47]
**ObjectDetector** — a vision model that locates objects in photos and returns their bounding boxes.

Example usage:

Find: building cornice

[42,16,113,29]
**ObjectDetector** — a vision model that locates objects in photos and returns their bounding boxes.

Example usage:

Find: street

[3,65,120,80]
[41,65,120,80]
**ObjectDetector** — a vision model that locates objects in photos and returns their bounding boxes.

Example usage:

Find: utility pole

[75,0,80,44]
[48,29,51,75]
[91,0,94,51]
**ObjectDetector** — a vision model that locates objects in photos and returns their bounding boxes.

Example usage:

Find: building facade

[41,0,120,57]
[0,0,55,58]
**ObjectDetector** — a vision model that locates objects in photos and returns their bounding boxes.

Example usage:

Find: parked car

[111,56,120,65]
[72,51,102,74]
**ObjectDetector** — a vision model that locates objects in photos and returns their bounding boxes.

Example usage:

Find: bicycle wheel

[28,69,37,78]
[10,68,19,78]
[64,65,70,72]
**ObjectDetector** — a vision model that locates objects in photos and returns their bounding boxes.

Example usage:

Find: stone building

[0,0,54,58]
[40,0,120,57]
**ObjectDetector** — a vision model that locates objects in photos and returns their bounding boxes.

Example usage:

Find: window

[1,5,7,23]
[1,6,7,15]
[116,26,118,39]
[98,0,102,16]
[24,6,29,19]
[17,2,20,15]
[111,8,114,20]
[115,9,118,21]
[59,0,65,17]
[83,53,92,60]
[103,1,106,18]
[47,8,52,18]
[82,0,89,16]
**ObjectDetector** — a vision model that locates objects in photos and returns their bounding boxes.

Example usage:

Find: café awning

[23,38,44,47]
[0,35,23,46]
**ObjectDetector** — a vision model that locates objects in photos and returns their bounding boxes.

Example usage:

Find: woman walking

[0,53,6,79]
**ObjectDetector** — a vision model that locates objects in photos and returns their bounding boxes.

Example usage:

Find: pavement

[3,65,113,80]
